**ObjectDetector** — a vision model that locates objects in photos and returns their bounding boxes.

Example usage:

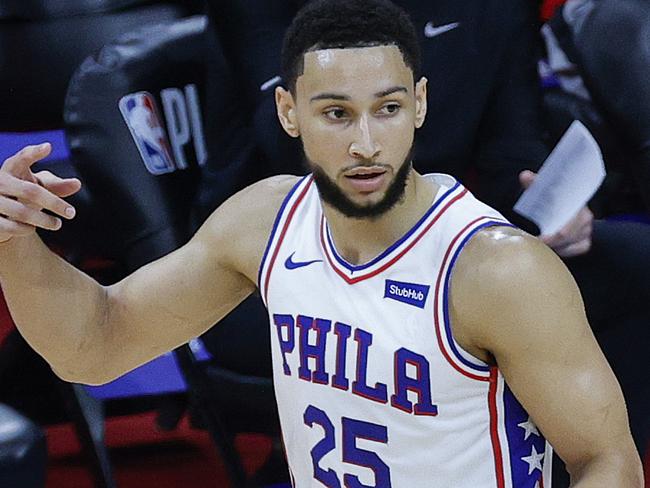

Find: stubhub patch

[384,280,430,309]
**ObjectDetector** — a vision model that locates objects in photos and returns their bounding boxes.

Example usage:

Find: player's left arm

[451,227,643,488]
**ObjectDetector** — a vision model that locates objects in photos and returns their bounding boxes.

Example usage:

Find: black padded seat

[64,16,211,270]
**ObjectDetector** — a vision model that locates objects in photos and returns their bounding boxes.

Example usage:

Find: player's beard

[303,147,413,220]
[307,147,414,220]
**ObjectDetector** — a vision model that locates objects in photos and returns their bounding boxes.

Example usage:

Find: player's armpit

[450,227,643,488]
[84,175,299,384]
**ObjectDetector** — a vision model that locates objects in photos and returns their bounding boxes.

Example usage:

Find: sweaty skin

[0,44,642,487]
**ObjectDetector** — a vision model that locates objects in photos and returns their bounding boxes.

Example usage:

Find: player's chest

[269,266,447,402]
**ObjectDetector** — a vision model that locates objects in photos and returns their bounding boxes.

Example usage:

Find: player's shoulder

[199,175,301,279]
[228,174,301,214]
[449,225,584,358]
[453,225,570,293]
[207,174,300,228]
[451,224,580,330]
[459,226,548,274]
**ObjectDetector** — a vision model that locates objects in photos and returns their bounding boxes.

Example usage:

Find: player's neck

[323,172,438,265]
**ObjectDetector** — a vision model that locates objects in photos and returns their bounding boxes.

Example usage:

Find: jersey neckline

[320,174,468,284]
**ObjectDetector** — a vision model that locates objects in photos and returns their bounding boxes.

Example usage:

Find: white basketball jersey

[258,174,550,488]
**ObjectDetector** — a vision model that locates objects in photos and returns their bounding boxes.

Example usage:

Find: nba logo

[119,92,176,175]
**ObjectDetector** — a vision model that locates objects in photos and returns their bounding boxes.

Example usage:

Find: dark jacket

[208,0,548,226]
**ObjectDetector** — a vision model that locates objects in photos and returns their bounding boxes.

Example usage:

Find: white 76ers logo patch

[119,92,176,175]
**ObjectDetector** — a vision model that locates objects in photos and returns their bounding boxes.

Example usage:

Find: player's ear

[414,77,428,129]
[276,86,300,138]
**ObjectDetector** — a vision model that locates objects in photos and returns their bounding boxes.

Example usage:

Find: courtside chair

[64,15,282,488]
[0,2,203,488]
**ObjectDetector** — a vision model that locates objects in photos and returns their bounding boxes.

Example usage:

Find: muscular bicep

[489,270,626,469]
[92,175,297,383]
[453,229,636,475]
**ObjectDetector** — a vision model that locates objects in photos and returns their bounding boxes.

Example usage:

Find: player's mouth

[344,168,388,193]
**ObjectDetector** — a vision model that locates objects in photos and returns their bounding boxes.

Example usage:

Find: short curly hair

[281,0,421,92]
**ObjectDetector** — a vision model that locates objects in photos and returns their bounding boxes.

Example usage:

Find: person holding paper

[518,170,594,257]
[514,120,606,257]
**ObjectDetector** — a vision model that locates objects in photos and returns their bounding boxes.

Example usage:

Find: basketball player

[0,0,642,486]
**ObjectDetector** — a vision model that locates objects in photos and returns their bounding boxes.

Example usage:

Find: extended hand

[0,144,81,243]
[519,170,593,258]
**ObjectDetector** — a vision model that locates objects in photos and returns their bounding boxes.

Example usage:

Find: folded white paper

[514,120,605,235]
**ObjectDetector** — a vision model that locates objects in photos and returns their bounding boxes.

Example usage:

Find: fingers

[1,143,52,175]
[0,173,76,220]
[542,223,591,249]
[0,195,62,231]
[0,144,76,241]
[34,171,82,198]
[540,207,594,257]
[519,170,536,189]
[542,226,591,252]
[520,167,594,259]
[551,238,592,258]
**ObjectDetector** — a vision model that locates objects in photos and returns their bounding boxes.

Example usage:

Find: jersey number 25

[304,404,392,487]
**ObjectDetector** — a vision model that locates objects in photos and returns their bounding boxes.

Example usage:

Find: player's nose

[349,114,381,160]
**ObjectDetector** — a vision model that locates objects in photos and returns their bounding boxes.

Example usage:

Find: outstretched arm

[451,227,643,487]
[0,144,294,384]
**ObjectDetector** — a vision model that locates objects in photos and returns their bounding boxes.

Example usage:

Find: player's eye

[323,108,349,121]
[377,103,401,116]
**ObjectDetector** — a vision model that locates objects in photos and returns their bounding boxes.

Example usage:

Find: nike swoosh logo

[424,21,460,39]
[284,252,323,270]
